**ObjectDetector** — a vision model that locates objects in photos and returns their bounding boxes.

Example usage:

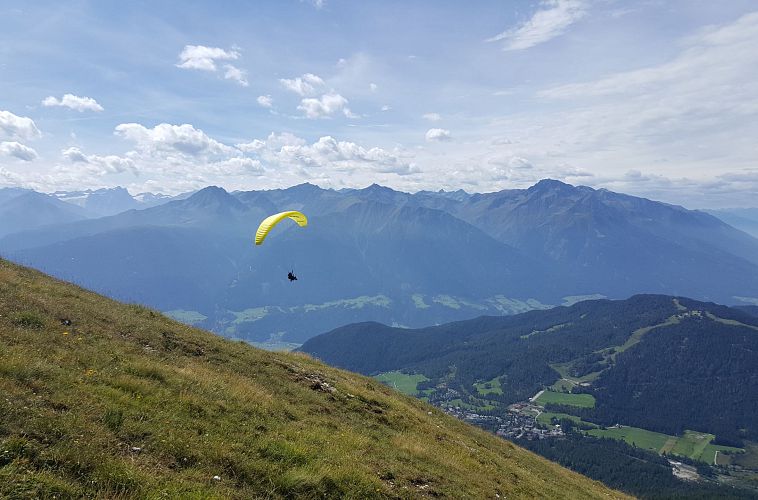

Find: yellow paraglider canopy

[255,210,308,245]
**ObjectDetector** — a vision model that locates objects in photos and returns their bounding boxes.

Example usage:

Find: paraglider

[255,210,308,281]
[254,210,308,245]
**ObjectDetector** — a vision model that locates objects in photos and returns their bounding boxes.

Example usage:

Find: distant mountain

[736,305,758,317]
[0,190,90,238]
[53,186,179,216]
[300,294,758,445]
[3,181,758,344]
[435,180,758,298]
[707,208,758,238]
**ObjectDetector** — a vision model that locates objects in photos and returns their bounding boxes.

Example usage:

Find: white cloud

[369,82,378,92]
[114,123,236,159]
[487,0,587,51]
[298,92,355,119]
[381,105,391,112]
[42,94,103,112]
[0,110,41,140]
[422,112,441,121]
[176,45,239,71]
[206,157,264,176]
[425,128,452,142]
[244,133,417,177]
[257,95,273,108]
[0,141,38,161]
[61,146,137,175]
[223,65,248,86]
[236,132,307,153]
[279,73,325,96]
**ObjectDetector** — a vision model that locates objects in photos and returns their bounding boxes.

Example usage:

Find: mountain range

[1,180,758,344]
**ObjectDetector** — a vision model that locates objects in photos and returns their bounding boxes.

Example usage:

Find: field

[374,371,429,395]
[537,412,595,427]
[474,377,503,396]
[535,391,596,408]
[586,427,743,464]
[587,427,671,453]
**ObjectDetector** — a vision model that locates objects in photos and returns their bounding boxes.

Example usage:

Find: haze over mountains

[1,180,758,344]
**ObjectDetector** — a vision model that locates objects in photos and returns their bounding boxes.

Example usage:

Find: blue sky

[1,0,757,208]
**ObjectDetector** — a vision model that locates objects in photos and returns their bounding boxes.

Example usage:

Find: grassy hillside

[0,259,622,499]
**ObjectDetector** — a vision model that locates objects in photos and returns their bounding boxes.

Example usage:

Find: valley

[302,295,758,496]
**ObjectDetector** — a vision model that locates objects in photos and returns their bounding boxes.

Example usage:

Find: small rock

[131,446,142,453]
[212,475,221,481]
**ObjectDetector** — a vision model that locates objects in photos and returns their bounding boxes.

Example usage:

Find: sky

[1,0,757,208]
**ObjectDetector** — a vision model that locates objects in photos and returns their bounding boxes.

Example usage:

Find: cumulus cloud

[223,65,248,86]
[176,45,248,86]
[206,157,264,176]
[369,83,378,92]
[176,45,239,71]
[0,110,41,140]
[61,146,137,175]
[279,73,325,96]
[42,94,103,112]
[425,128,452,142]
[241,133,417,176]
[0,141,38,161]
[422,112,441,121]
[487,0,587,51]
[298,92,355,119]
[257,95,273,108]
[114,123,236,159]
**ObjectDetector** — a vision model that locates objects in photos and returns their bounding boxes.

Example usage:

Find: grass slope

[0,259,623,499]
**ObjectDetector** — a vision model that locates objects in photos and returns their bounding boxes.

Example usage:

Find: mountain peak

[362,183,396,193]
[183,186,245,211]
[529,179,576,193]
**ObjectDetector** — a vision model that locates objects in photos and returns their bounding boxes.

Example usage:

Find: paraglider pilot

[287,270,298,282]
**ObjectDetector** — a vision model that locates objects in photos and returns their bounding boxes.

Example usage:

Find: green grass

[671,430,712,460]
[549,362,604,385]
[586,426,744,464]
[550,379,576,391]
[535,391,596,408]
[474,377,503,396]
[374,371,429,396]
[587,427,671,453]
[0,259,626,499]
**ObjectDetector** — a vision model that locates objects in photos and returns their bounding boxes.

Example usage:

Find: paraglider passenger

[287,271,297,282]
